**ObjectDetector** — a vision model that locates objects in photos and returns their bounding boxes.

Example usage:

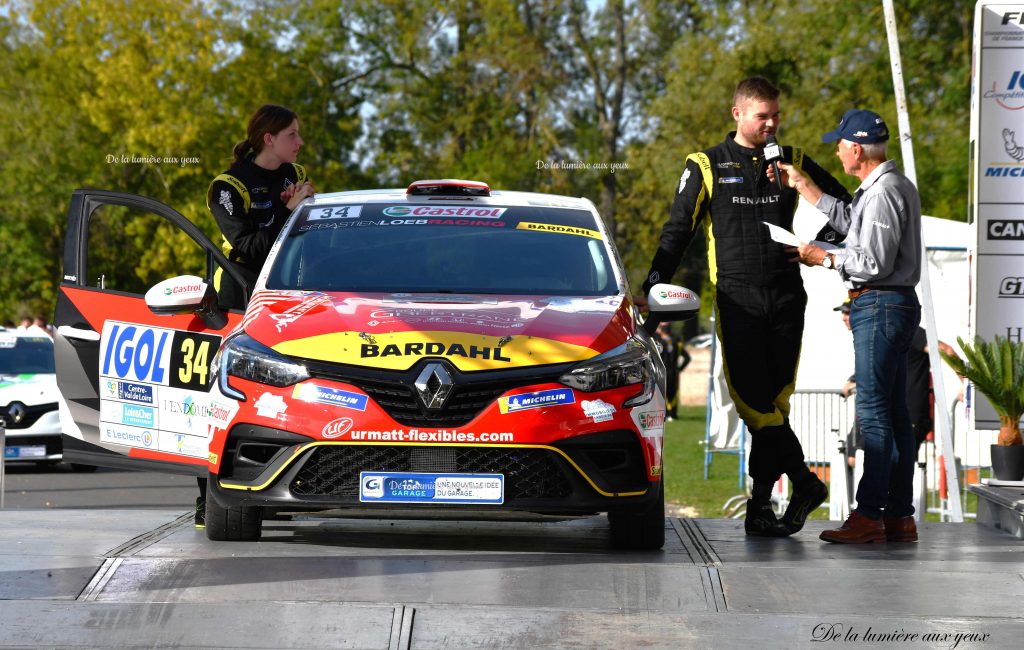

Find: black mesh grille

[1,402,57,429]
[302,359,571,427]
[291,446,573,500]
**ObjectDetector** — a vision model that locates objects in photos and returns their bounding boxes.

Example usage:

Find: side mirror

[145,275,226,329]
[642,283,700,335]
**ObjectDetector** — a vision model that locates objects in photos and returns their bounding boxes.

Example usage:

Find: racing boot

[744,500,791,537]
[781,474,828,534]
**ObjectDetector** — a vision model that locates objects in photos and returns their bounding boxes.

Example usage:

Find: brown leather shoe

[883,515,918,542]
[819,511,885,544]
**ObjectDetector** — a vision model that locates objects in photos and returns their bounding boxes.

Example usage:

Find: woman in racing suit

[207,104,315,309]
[197,104,315,526]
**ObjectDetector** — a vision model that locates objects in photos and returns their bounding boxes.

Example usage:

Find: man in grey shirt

[774,109,923,544]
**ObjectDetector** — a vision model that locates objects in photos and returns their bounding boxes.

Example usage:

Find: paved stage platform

[0,510,1021,648]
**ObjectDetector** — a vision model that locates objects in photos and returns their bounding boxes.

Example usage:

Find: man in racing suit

[642,77,852,536]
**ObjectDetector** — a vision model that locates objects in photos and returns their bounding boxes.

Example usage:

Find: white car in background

[1,329,88,468]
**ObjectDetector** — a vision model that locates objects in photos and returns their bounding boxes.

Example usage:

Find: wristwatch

[821,254,833,269]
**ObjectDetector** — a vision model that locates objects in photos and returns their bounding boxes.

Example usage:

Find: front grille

[302,359,572,427]
[350,375,511,426]
[1,402,57,429]
[291,446,573,500]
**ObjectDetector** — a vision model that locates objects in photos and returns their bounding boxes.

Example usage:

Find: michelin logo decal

[498,388,575,414]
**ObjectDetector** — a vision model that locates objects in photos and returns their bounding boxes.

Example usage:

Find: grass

[662,405,980,522]
[663,406,746,518]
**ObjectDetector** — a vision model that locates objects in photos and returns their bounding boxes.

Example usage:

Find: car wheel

[608,479,665,550]
[205,495,263,542]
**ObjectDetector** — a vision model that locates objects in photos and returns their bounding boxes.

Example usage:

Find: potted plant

[941,336,1024,481]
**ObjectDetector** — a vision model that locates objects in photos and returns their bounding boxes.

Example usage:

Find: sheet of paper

[764,221,846,261]
[763,222,800,247]
[811,240,843,255]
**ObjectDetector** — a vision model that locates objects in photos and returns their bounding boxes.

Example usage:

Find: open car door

[54,190,247,475]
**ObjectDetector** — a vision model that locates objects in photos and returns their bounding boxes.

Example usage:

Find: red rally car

[54,180,698,549]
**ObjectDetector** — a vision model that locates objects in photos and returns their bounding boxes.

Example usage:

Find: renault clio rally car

[55,181,697,549]
[1,329,74,465]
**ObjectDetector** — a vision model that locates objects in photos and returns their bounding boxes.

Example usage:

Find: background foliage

[0,0,973,323]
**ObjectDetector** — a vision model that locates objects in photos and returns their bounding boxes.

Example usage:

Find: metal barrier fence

[781,390,856,520]
[785,390,987,521]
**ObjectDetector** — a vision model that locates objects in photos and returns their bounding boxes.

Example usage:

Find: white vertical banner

[884,0,963,520]
[972,2,1024,429]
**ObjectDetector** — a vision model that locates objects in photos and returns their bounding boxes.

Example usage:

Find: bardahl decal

[361,341,511,362]
[273,331,599,371]
[515,222,602,239]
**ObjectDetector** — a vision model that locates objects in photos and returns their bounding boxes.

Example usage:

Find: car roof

[0,328,52,340]
[308,188,597,211]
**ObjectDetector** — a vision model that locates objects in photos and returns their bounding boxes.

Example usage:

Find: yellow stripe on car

[273,330,598,371]
[515,222,602,239]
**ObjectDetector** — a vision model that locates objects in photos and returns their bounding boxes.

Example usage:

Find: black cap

[822,109,890,144]
[833,300,851,314]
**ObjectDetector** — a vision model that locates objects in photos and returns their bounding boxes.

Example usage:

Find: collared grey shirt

[814,159,922,288]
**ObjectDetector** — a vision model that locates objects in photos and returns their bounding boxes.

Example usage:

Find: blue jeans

[849,288,921,519]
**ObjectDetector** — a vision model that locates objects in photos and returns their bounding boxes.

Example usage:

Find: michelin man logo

[219,190,234,216]
[678,168,691,194]
[1003,128,1024,162]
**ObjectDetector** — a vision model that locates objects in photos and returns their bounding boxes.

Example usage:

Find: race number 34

[168,331,221,391]
[101,322,220,392]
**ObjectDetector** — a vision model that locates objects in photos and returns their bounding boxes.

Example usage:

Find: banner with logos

[972,2,1024,428]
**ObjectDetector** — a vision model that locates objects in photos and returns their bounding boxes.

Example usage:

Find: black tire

[608,480,666,550]
[205,495,263,541]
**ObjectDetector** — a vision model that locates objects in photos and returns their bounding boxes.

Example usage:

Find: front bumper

[208,423,659,515]
[2,406,63,461]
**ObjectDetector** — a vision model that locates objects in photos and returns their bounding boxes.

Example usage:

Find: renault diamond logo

[415,362,454,410]
[6,401,27,425]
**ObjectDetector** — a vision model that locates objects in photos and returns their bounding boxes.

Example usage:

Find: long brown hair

[232,104,299,162]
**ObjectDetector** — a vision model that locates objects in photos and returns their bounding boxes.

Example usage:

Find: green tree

[0,0,975,329]
[617,0,973,309]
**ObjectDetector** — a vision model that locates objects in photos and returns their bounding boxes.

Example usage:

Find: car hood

[240,290,635,371]
[0,373,59,405]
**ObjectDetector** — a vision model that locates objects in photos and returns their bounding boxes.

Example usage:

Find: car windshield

[0,336,55,374]
[266,203,619,295]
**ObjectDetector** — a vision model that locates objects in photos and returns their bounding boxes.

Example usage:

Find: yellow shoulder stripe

[688,153,713,200]
[685,152,712,232]
[791,147,804,172]
[209,174,250,213]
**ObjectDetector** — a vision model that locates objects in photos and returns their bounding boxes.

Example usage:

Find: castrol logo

[322,417,355,439]
[659,289,696,300]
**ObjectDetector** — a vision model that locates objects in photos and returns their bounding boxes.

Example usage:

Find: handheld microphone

[764,135,783,191]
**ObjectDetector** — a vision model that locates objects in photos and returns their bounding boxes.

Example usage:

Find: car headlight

[559,340,656,407]
[213,334,309,400]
